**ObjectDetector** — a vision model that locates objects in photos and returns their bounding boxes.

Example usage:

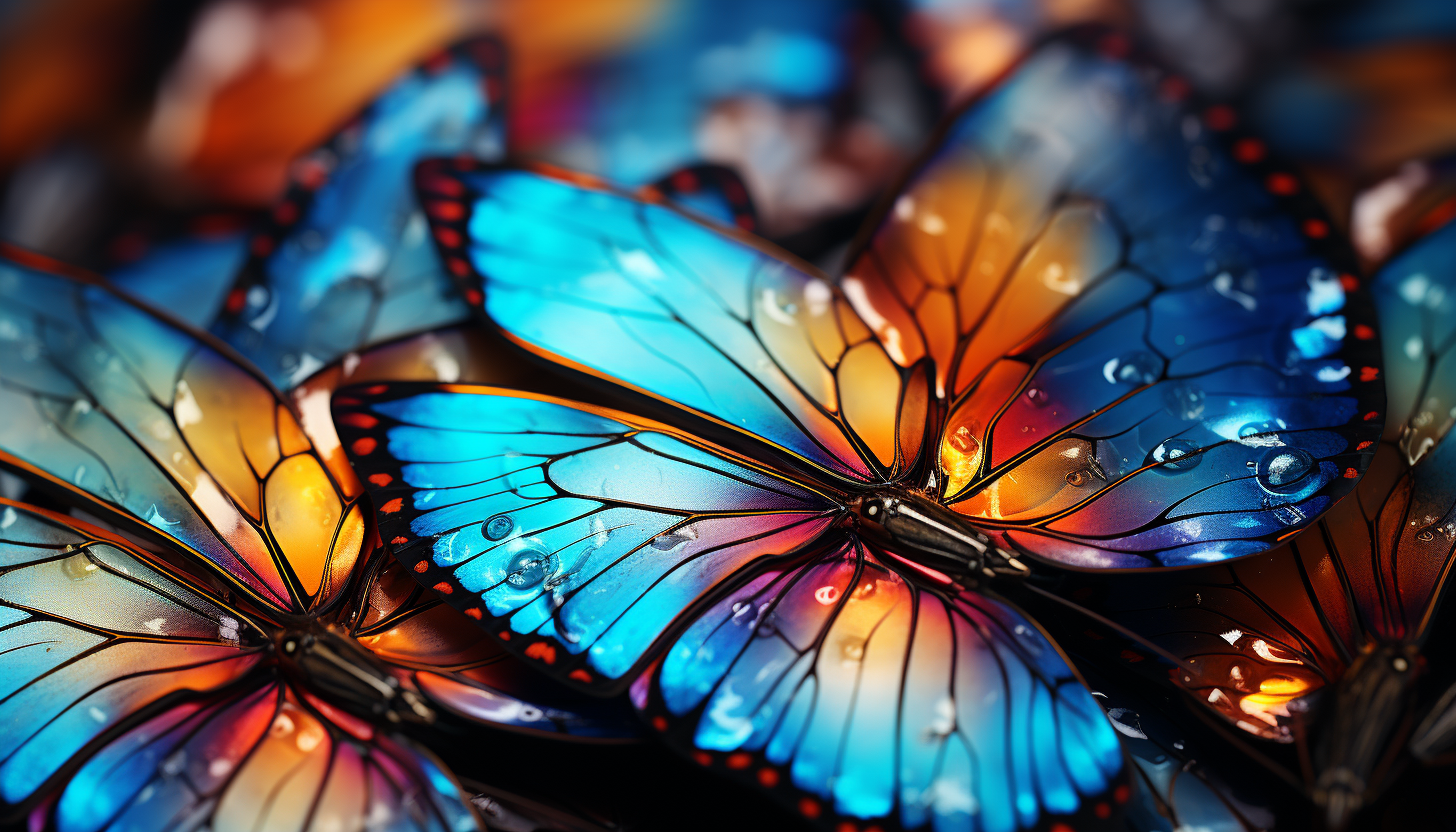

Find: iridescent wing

[207,37,506,390]
[634,538,1126,832]
[415,159,934,485]
[0,245,365,615]
[833,35,1385,568]
[642,163,760,232]
[335,383,841,694]
[106,218,250,329]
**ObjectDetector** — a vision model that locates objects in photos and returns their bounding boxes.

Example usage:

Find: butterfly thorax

[1312,641,1420,830]
[851,489,1029,583]
[275,624,436,727]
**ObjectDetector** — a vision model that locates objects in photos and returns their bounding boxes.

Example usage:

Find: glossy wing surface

[835,39,1384,569]
[335,383,841,693]
[106,228,250,329]
[643,163,760,232]
[417,161,933,484]
[636,538,1125,832]
[50,682,481,832]
[211,38,506,389]
[0,500,266,811]
[0,246,364,614]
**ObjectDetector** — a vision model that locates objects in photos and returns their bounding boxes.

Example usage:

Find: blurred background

[2,0,1453,271]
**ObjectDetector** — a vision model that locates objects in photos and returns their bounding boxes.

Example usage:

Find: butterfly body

[850,488,1027,582]
[275,620,438,727]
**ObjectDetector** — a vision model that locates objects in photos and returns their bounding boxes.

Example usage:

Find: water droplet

[731,600,753,620]
[1255,448,1315,493]
[483,515,514,541]
[1146,438,1202,472]
[1416,528,1437,543]
[1025,387,1050,407]
[1065,469,1092,487]
[842,640,865,662]
[1162,383,1206,420]
[505,549,556,589]
[1105,351,1161,385]
[62,552,99,581]
[1238,420,1281,439]
[756,613,777,638]
[651,527,698,550]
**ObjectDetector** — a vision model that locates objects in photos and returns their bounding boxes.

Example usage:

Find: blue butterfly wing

[106,225,250,328]
[636,538,1125,832]
[832,35,1385,568]
[334,382,843,693]
[644,163,759,232]
[209,37,506,389]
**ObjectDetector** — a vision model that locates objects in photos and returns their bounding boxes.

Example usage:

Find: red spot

[433,582,453,594]
[434,227,461,247]
[758,768,779,787]
[448,257,470,277]
[368,473,393,487]
[1050,825,1076,832]
[671,170,699,192]
[693,751,712,766]
[464,288,484,306]
[836,823,857,832]
[465,607,482,620]
[422,52,452,75]
[225,288,247,315]
[338,412,378,429]
[652,716,668,732]
[498,631,511,641]
[1233,138,1265,163]
[414,561,429,573]
[350,437,377,456]
[569,668,593,683]
[364,384,389,395]
[724,179,746,203]
[1266,173,1299,195]
[1098,32,1129,58]
[390,536,408,545]
[1204,105,1237,130]
[273,202,299,225]
[426,200,465,221]
[453,156,476,172]
[1120,649,1144,663]
[1364,411,1380,421]
[421,174,464,197]
[250,235,274,257]
[1158,76,1190,101]
[1114,784,1131,804]
[1357,441,1373,451]
[1360,366,1380,382]
[1095,803,1112,820]
[1344,467,1359,479]
[637,185,664,203]
[1341,274,1360,291]
[1416,195,1456,237]
[726,752,752,770]
[1083,629,1105,641]
[379,497,403,514]
[334,397,361,407]
[108,232,147,263]
[735,215,756,231]
[524,641,557,664]
[799,798,821,819]
[1354,324,1374,340]
[1303,218,1329,239]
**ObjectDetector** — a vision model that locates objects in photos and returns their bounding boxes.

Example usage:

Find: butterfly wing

[416,160,933,485]
[206,37,506,390]
[635,537,1126,832]
[832,35,1385,568]
[106,222,250,329]
[642,163,760,232]
[0,244,364,615]
[335,383,843,694]
[0,500,266,815]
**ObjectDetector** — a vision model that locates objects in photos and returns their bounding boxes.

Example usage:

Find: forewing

[0,501,265,813]
[416,160,933,484]
[839,37,1384,567]
[636,538,1126,832]
[0,246,364,614]
[335,383,841,694]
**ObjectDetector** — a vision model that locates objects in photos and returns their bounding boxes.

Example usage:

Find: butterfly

[109,37,507,391]
[0,244,638,832]
[1069,210,1456,828]
[336,33,1384,832]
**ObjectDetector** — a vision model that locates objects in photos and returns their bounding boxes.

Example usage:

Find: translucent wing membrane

[637,540,1125,832]
[335,383,842,693]
[0,246,363,614]
[838,39,1384,568]
[0,501,265,811]
[106,226,250,329]
[642,163,760,232]
[416,161,933,485]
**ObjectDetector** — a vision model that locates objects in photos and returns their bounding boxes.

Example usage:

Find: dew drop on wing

[1162,383,1206,420]
[62,551,98,581]
[1025,386,1050,407]
[505,549,556,589]
[1254,448,1315,493]
[1146,438,1203,472]
[1106,350,1161,386]
[483,514,514,541]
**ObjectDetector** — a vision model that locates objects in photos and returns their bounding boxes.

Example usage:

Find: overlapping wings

[838,39,1385,567]
[636,539,1125,832]
[415,160,933,485]
[0,246,363,614]
[336,383,841,694]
